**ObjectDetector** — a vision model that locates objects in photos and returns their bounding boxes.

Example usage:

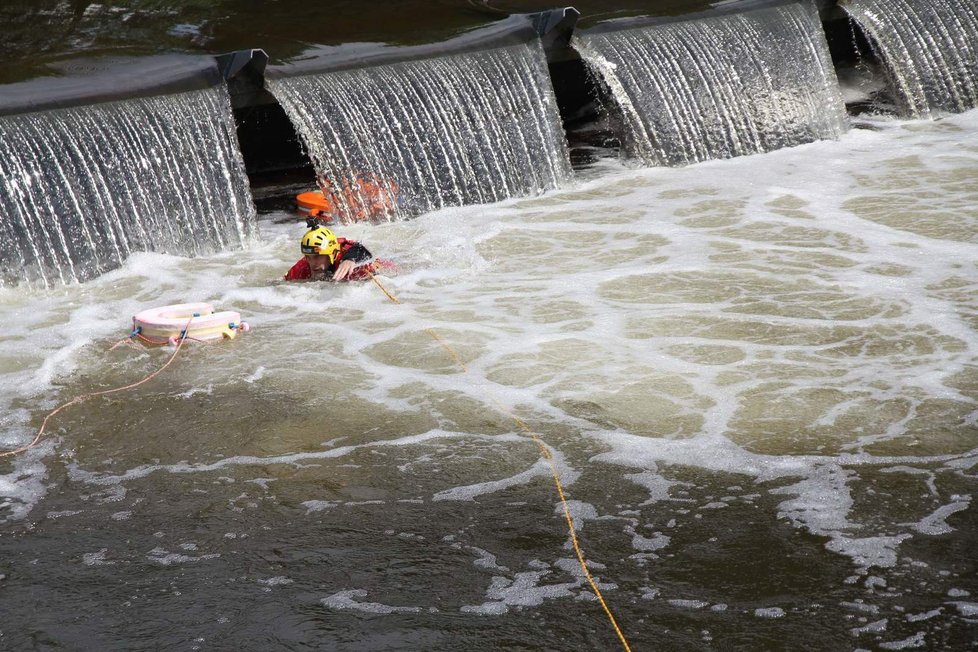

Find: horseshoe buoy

[131,302,249,345]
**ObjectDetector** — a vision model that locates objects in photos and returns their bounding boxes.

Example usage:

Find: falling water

[842,0,978,118]
[0,86,256,288]
[267,42,573,222]
[575,1,848,166]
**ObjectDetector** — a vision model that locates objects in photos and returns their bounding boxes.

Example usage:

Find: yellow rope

[370,273,401,304]
[369,273,632,651]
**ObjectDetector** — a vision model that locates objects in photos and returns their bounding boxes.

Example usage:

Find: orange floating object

[296,191,336,219]
[295,174,399,222]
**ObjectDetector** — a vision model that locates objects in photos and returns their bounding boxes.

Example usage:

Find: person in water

[284,219,383,282]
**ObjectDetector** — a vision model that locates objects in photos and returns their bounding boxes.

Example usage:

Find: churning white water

[1,109,976,649]
[575,1,849,165]
[0,86,255,288]
[267,41,572,222]
[843,0,978,117]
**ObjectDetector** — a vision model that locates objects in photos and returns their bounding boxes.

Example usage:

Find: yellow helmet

[300,227,340,262]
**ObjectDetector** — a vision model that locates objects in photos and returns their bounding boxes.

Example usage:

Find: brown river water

[1,1,977,650]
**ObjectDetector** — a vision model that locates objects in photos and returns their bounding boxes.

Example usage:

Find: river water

[1,105,976,649]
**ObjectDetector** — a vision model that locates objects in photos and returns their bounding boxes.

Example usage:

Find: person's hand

[332,259,355,281]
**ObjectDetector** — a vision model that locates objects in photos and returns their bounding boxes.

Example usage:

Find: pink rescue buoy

[131,302,250,345]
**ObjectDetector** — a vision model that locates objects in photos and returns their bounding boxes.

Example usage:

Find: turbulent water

[267,42,572,222]
[575,1,849,165]
[0,86,256,288]
[842,0,978,118]
[1,109,977,649]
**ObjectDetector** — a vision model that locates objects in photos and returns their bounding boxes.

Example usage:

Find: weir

[0,58,255,288]
[841,0,978,118]
[574,0,848,166]
[264,18,573,222]
[2,3,978,284]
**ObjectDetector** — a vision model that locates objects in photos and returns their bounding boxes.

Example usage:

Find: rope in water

[0,317,194,459]
[5,279,633,648]
[369,272,632,652]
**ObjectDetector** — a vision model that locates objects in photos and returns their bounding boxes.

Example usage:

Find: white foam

[432,455,558,502]
[469,546,510,572]
[321,589,424,614]
[631,531,671,553]
[640,586,660,600]
[879,632,927,650]
[911,497,971,535]
[45,510,82,519]
[906,609,942,622]
[146,546,219,565]
[67,429,514,486]
[826,535,911,570]
[82,549,115,566]
[481,571,576,607]
[851,619,888,635]
[302,500,340,514]
[948,602,978,617]
[842,601,881,614]
[555,499,598,532]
